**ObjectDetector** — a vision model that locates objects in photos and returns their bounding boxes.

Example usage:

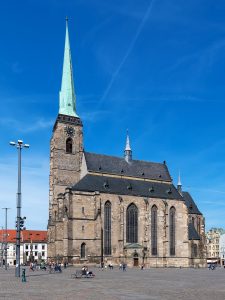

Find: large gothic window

[104,201,111,255]
[81,243,86,258]
[126,203,138,243]
[66,138,73,153]
[169,207,176,256]
[192,244,198,258]
[151,205,158,255]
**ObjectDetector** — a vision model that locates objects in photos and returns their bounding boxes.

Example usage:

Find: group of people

[81,265,94,277]
[48,262,62,273]
[119,263,127,271]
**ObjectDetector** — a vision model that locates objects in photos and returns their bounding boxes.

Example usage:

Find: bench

[71,270,94,279]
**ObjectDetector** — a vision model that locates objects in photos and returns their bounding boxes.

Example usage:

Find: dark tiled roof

[72,174,183,200]
[188,223,200,240]
[84,152,171,182]
[182,192,202,215]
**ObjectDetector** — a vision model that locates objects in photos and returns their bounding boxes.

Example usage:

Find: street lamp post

[10,140,29,277]
[0,226,3,267]
[2,208,10,270]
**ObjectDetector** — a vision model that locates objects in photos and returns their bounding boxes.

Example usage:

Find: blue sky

[1,0,225,231]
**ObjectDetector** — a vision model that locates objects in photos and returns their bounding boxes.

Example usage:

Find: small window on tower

[82,207,84,214]
[66,138,73,153]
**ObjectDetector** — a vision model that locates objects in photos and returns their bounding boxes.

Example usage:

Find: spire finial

[124,130,132,163]
[125,129,131,151]
[177,171,182,195]
[177,171,182,186]
[59,18,79,117]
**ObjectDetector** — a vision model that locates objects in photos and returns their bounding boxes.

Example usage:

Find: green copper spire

[59,18,79,117]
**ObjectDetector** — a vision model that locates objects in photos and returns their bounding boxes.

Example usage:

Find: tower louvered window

[126,203,138,243]
[151,205,158,255]
[66,138,72,153]
[169,207,176,256]
[104,201,111,255]
[81,243,86,258]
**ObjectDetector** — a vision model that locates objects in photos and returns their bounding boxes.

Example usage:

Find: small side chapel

[47,21,206,268]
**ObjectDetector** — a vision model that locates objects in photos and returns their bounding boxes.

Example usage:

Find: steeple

[177,171,182,195]
[59,17,79,117]
[124,130,132,163]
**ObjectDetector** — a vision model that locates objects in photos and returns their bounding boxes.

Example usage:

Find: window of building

[35,252,38,256]
[66,138,73,153]
[169,207,176,256]
[192,244,198,257]
[42,245,45,250]
[82,225,84,232]
[151,205,158,256]
[82,207,84,214]
[25,245,29,250]
[104,201,111,255]
[197,218,201,234]
[26,252,29,256]
[126,203,138,243]
[81,243,86,258]
[35,245,37,250]
[42,252,45,257]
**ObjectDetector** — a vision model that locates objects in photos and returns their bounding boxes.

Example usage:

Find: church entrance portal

[133,257,139,266]
[133,251,139,267]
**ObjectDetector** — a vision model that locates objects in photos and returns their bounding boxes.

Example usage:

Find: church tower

[48,19,83,227]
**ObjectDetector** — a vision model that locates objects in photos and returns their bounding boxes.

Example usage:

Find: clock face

[64,126,75,137]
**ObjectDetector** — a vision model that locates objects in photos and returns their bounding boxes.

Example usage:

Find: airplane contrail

[99,0,155,105]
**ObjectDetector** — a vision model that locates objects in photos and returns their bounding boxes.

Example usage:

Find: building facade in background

[0,230,47,266]
[47,21,207,268]
[219,233,225,266]
[206,228,225,264]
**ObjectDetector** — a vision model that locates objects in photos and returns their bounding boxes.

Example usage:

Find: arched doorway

[133,251,139,267]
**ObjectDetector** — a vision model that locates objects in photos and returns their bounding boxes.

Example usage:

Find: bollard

[22,268,26,282]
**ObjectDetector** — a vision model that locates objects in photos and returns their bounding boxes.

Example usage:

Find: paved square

[0,266,224,299]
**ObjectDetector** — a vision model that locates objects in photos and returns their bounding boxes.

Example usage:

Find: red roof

[0,230,47,243]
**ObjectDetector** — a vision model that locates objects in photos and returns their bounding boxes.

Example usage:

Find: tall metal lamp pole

[2,208,10,270]
[10,140,29,277]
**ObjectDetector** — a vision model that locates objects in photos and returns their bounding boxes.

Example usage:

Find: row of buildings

[0,230,47,266]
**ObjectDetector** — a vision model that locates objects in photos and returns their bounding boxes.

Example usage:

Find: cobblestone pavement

[0,266,225,300]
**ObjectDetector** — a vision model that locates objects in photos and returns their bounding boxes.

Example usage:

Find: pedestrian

[122,263,126,271]
[30,262,34,271]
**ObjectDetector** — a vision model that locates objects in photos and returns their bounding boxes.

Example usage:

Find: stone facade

[47,132,207,267]
[48,114,83,258]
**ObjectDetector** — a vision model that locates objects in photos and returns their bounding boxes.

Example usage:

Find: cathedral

[47,21,207,268]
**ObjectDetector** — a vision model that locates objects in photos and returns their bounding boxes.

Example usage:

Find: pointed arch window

[169,207,176,256]
[104,201,111,255]
[151,205,158,255]
[66,138,73,153]
[192,244,198,258]
[81,243,86,258]
[126,203,138,243]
